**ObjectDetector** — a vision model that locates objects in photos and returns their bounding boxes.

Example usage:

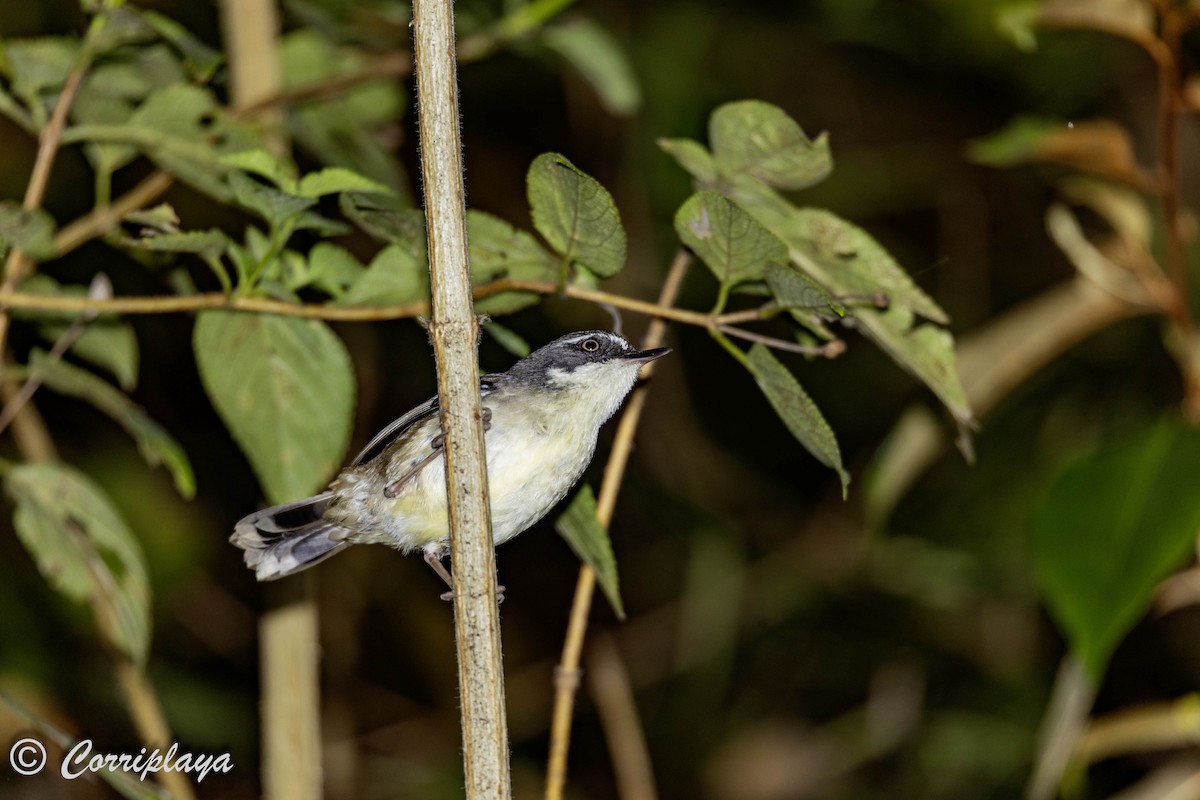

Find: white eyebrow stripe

[562,332,625,347]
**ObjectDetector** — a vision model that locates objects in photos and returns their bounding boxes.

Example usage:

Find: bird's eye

[581,338,600,353]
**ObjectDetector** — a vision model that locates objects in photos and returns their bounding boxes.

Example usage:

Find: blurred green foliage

[1,1,1199,799]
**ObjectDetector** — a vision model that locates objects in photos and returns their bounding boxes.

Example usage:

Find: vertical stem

[1152,7,1200,417]
[260,577,322,800]
[217,2,321,798]
[544,250,690,800]
[586,633,659,800]
[411,0,511,797]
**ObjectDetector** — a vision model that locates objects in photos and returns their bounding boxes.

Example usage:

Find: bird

[230,330,670,594]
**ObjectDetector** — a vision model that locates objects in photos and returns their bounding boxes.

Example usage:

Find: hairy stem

[413,0,511,795]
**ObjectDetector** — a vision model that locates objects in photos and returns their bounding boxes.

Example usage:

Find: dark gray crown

[505,331,635,384]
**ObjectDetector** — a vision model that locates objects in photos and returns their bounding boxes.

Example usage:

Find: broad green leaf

[227,171,315,228]
[527,152,626,278]
[468,209,558,315]
[1,37,78,119]
[674,191,787,288]
[0,201,56,259]
[765,262,841,341]
[725,180,972,429]
[39,321,139,391]
[709,100,832,190]
[746,344,849,496]
[1032,419,1200,680]
[307,242,366,298]
[765,262,843,315]
[555,484,624,619]
[338,244,429,306]
[340,193,426,256]
[221,149,298,190]
[7,463,151,664]
[297,167,392,199]
[72,46,189,175]
[657,137,718,184]
[194,311,355,504]
[130,229,229,258]
[104,84,232,200]
[789,208,948,324]
[542,18,641,116]
[27,351,194,498]
[14,275,139,389]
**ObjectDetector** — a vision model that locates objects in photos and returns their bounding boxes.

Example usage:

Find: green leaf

[338,244,429,306]
[193,311,355,504]
[527,152,627,278]
[307,242,366,299]
[765,262,841,340]
[39,321,139,391]
[27,351,195,497]
[130,229,229,258]
[765,262,843,315]
[1032,419,1200,680]
[468,209,558,315]
[725,181,972,429]
[221,149,298,190]
[555,484,624,619]
[674,191,787,288]
[1,37,78,120]
[745,344,848,496]
[542,18,641,116]
[13,275,139,389]
[7,463,151,664]
[710,100,832,190]
[786,207,949,323]
[227,171,315,228]
[0,201,57,259]
[297,167,393,198]
[657,137,718,184]
[340,192,426,255]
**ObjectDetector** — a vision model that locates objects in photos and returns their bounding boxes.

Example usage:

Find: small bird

[231,330,669,592]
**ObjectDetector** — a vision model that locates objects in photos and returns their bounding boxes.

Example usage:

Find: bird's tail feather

[231,493,350,581]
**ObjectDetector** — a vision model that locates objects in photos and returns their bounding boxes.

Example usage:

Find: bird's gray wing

[350,376,500,467]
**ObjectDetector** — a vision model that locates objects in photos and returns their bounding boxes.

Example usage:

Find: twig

[585,634,659,800]
[716,324,844,357]
[0,278,719,326]
[412,0,511,796]
[53,170,175,258]
[0,56,89,368]
[544,249,691,800]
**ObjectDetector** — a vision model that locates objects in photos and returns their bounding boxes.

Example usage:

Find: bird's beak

[621,347,671,364]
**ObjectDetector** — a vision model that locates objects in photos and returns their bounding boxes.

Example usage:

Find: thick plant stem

[544,250,690,800]
[412,0,511,797]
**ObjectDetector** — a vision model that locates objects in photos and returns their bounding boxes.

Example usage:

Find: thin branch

[0,278,715,324]
[0,57,90,365]
[586,633,659,800]
[544,250,691,800]
[716,324,844,358]
[53,170,175,258]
